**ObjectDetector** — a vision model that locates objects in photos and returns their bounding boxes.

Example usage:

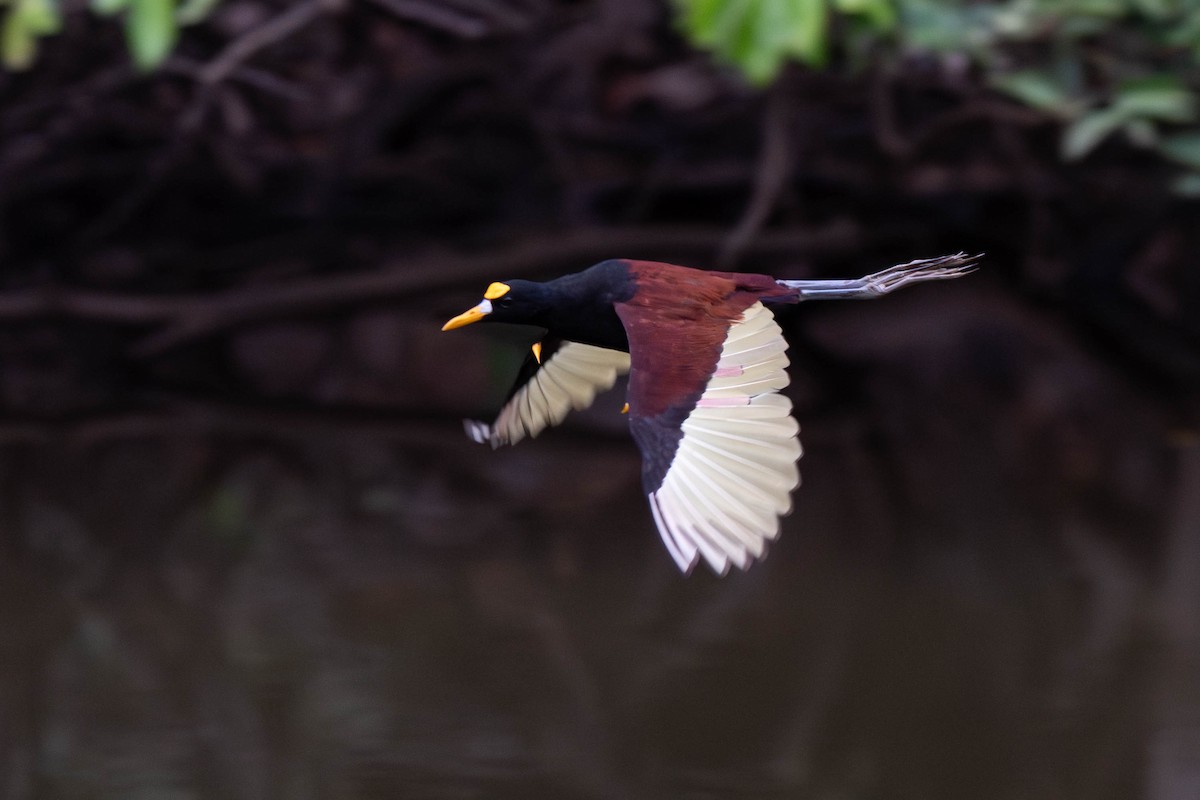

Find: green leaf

[723,0,762,79]
[1158,132,1200,169]
[783,0,829,68]
[674,0,724,44]
[2,0,61,70]
[1,8,38,69]
[1062,77,1200,160]
[125,0,176,71]
[1112,76,1197,123]
[674,0,832,86]
[991,70,1078,116]
[20,0,60,34]
[1130,0,1173,20]
[1062,106,1129,159]
[737,8,781,83]
[705,0,750,48]
[899,0,994,53]
[1162,10,1200,49]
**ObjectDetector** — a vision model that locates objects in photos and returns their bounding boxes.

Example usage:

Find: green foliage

[125,0,179,71]
[672,0,897,85]
[674,0,1200,192]
[1061,76,1197,159]
[990,70,1085,118]
[1,0,218,71]
[1,0,62,70]
[975,2,1200,190]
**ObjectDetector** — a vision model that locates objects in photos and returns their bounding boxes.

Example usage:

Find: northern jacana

[442,254,979,574]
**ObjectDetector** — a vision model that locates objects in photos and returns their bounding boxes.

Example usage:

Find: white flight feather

[663,465,760,561]
[686,444,796,494]
[662,469,745,563]
[679,435,795,498]
[719,338,787,361]
[671,457,778,539]
[657,489,729,575]
[647,302,802,573]
[654,491,704,571]
[650,493,693,572]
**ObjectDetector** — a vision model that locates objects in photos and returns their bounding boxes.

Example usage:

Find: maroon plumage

[614,261,800,501]
[617,261,793,417]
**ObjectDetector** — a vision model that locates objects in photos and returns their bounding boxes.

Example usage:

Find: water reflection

[1,422,1195,800]
[2,291,1197,799]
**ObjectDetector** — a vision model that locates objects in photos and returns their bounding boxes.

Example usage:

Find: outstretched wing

[465,339,631,448]
[617,301,802,575]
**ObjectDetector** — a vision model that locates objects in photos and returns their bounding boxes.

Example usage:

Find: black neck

[540,261,632,350]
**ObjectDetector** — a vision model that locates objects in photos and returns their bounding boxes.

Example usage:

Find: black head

[441,280,552,331]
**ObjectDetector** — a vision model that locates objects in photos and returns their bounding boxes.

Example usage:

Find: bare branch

[126,222,860,356]
[200,0,331,87]
[367,0,490,38]
[718,81,794,269]
[0,223,863,355]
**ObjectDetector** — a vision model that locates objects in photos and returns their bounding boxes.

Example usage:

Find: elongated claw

[861,252,982,295]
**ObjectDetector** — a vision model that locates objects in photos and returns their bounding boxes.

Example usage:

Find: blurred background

[1,0,1199,797]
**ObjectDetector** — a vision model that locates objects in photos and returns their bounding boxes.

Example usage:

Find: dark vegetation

[0,0,1196,420]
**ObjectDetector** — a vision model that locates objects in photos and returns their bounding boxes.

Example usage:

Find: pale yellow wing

[466,341,631,447]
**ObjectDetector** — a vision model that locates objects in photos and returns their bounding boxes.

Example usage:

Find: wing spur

[465,339,631,448]
[627,302,802,574]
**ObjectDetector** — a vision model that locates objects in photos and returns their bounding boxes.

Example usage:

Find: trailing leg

[776,252,981,301]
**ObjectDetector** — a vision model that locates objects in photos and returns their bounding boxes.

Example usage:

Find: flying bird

[442,253,979,575]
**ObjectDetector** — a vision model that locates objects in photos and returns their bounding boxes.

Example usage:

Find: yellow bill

[442,299,493,331]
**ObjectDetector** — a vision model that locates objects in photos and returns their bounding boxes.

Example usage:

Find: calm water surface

[1,410,1196,800]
